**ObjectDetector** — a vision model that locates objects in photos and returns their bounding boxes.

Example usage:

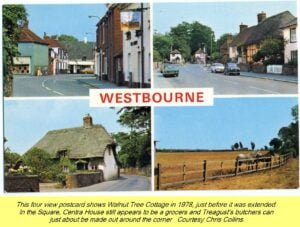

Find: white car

[211,63,225,73]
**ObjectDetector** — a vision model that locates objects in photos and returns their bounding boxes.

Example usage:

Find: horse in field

[255,151,273,168]
[236,152,258,172]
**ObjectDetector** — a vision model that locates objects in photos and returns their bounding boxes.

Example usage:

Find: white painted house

[281,18,297,64]
[170,49,183,63]
[122,3,151,88]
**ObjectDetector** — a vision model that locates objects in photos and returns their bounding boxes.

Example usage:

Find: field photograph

[154,98,299,190]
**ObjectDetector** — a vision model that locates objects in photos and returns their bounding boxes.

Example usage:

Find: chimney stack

[257,11,266,23]
[83,114,93,128]
[239,23,248,33]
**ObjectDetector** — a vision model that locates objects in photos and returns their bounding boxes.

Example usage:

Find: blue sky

[154,1,297,38]
[4,99,128,154]
[25,4,107,42]
[155,97,298,150]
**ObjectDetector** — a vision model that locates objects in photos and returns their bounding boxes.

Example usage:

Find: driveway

[40,175,151,192]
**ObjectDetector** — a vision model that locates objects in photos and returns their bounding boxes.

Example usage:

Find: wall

[66,172,104,188]
[5,175,39,192]
[18,43,48,75]
[283,27,297,64]
[123,3,151,88]
[103,147,119,181]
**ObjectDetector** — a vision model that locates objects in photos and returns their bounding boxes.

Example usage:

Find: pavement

[78,75,127,89]
[240,71,298,84]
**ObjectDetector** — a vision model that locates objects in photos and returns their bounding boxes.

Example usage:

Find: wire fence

[155,153,292,190]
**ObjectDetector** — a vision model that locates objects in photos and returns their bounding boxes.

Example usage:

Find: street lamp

[88,15,100,20]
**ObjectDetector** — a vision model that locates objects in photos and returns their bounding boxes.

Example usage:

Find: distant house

[229,11,296,64]
[281,18,297,64]
[194,48,206,64]
[30,114,119,181]
[170,49,183,63]
[60,41,95,74]
[13,21,49,76]
[220,35,233,63]
[44,35,68,75]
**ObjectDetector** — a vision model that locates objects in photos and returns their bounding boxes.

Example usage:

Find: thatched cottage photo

[4,100,151,192]
[32,114,119,181]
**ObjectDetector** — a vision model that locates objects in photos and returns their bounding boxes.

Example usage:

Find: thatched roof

[31,123,114,159]
[231,11,296,47]
[280,17,297,28]
[170,49,181,54]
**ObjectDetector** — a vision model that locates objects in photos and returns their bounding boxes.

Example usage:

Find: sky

[24,4,107,42]
[155,97,298,150]
[153,0,297,39]
[4,99,128,154]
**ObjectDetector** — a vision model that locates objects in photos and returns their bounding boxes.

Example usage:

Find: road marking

[248,86,281,94]
[42,78,64,96]
[53,90,64,96]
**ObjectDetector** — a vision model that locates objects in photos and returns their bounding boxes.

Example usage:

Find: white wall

[283,27,297,63]
[102,147,119,181]
[123,3,151,87]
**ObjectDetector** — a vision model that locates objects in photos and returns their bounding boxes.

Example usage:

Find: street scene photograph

[153,1,298,94]
[3,3,151,97]
[4,100,151,192]
[154,98,299,190]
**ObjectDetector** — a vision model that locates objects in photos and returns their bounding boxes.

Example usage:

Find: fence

[155,153,292,190]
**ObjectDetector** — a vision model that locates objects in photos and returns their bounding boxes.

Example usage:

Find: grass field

[155,151,298,190]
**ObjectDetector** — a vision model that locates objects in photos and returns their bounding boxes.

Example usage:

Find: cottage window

[290,28,296,43]
[291,50,297,62]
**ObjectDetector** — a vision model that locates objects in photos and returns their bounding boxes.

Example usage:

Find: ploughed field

[155,151,298,190]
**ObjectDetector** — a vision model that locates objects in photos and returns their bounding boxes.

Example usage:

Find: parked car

[224,63,240,75]
[161,64,179,77]
[80,68,94,74]
[210,63,225,73]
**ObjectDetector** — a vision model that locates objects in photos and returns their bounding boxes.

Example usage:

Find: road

[12,74,122,97]
[154,64,298,95]
[40,175,151,192]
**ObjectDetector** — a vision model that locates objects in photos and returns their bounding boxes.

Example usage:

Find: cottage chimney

[239,23,248,33]
[257,11,266,23]
[83,114,93,128]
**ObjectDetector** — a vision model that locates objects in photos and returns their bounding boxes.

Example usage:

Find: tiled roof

[18,25,48,45]
[44,36,64,48]
[231,11,296,47]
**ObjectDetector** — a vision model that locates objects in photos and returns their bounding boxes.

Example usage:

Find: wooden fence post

[235,160,239,176]
[270,156,273,170]
[203,160,207,181]
[182,163,186,182]
[156,164,160,190]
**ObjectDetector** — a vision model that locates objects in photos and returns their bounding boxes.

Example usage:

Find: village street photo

[154,98,299,190]
[4,100,151,192]
[3,3,151,97]
[153,1,298,94]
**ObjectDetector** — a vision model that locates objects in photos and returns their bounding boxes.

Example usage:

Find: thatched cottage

[31,114,119,181]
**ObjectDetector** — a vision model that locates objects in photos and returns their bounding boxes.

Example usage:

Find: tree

[234,142,239,150]
[3,5,27,96]
[239,141,244,149]
[114,107,151,168]
[277,105,299,157]
[253,38,284,65]
[22,148,54,180]
[250,141,255,151]
[4,149,22,167]
[51,34,78,42]
[269,138,282,153]
[153,33,173,61]
[216,33,232,51]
